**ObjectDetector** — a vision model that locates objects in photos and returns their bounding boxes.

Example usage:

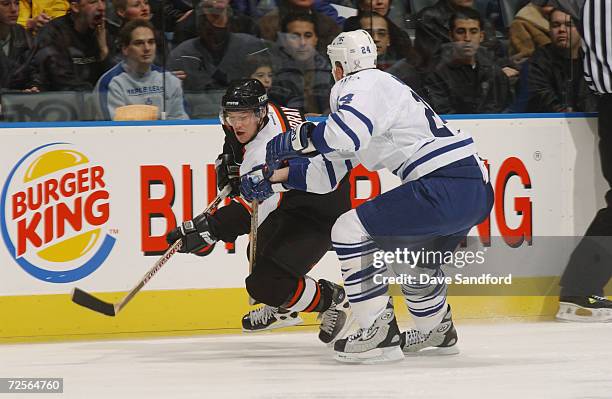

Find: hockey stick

[248,200,259,305]
[71,185,232,317]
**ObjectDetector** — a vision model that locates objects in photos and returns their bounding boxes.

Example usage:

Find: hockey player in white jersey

[256,30,494,363]
[166,79,354,344]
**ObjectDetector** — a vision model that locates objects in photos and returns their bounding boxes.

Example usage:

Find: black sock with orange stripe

[312,280,334,313]
[283,277,333,313]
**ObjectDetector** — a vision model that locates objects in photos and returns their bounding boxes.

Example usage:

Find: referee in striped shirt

[547,0,612,321]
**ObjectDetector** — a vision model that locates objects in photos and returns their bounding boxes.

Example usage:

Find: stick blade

[71,288,116,317]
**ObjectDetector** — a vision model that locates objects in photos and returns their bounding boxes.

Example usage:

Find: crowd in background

[0,0,599,120]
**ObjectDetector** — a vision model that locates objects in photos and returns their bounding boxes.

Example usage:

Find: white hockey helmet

[327,30,377,80]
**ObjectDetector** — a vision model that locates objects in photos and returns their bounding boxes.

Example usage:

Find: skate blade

[242,316,304,333]
[404,345,460,356]
[334,345,404,364]
[556,303,612,323]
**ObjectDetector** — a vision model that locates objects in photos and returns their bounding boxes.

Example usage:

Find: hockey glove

[240,165,274,203]
[166,213,217,254]
[266,121,317,171]
[215,153,240,198]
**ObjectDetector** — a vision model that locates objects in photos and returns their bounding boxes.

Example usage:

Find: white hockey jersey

[310,68,488,183]
[239,104,351,226]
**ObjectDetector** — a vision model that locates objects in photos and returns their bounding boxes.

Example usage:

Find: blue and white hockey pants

[331,164,494,333]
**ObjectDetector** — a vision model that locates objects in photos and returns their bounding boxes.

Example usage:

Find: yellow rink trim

[1,277,610,344]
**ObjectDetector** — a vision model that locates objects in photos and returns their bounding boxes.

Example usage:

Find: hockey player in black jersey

[166,79,354,343]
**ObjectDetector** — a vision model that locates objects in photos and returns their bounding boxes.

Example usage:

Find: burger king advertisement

[1,143,115,284]
[0,116,606,337]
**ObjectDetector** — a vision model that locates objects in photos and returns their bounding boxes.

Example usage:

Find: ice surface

[1,322,611,399]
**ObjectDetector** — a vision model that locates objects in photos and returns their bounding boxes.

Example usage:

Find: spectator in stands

[168,8,267,91]
[95,19,187,119]
[248,55,273,91]
[105,0,186,52]
[413,0,503,70]
[18,0,68,34]
[343,0,390,27]
[358,7,425,95]
[0,0,33,89]
[414,0,473,67]
[344,11,411,71]
[526,8,595,113]
[244,47,304,109]
[344,0,407,29]
[113,0,149,21]
[386,57,426,96]
[424,7,512,114]
[230,0,274,18]
[231,0,343,25]
[172,0,258,46]
[277,12,331,114]
[361,0,390,17]
[29,0,112,91]
[108,0,163,62]
[386,43,427,96]
[478,0,505,33]
[509,0,553,63]
[160,0,193,19]
[258,0,340,50]
[148,0,190,35]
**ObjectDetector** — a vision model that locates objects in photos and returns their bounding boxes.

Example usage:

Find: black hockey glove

[215,153,240,198]
[166,213,217,254]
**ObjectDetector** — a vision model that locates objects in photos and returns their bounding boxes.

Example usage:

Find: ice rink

[1,321,611,399]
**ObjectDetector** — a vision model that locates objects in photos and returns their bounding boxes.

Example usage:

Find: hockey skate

[242,305,303,332]
[556,295,612,322]
[400,304,459,355]
[333,298,404,364]
[318,280,354,345]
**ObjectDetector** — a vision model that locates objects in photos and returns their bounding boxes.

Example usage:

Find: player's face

[119,0,151,21]
[450,18,483,58]
[250,66,273,90]
[226,111,260,143]
[72,0,105,29]
[550,10,580,50]
[0,0,19,25]
[285,20,318,62]
[123,27,156,68]
[361,15,390,56]
[359,0,389,16]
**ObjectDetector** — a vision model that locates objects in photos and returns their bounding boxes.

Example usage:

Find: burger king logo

[1,143,116,283]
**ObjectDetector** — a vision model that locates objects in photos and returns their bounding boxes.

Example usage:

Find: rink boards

[0,114,609,342]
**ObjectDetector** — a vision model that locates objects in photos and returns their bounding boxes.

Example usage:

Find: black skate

[400,304,459,355]
[242,305,303,332]
[318,280,354,345]
[334,297,403,364]
[557,295,612,322]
